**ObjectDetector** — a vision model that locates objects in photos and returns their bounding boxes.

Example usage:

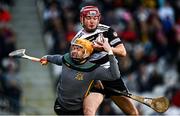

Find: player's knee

[130,108,139,115]
[83,107,96,115]
[111,96,139,115]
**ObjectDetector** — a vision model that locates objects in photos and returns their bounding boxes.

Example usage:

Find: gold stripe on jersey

[84,80,94,97]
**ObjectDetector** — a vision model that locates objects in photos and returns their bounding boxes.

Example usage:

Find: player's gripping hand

[40,56,48,65]
[93,33,107,51]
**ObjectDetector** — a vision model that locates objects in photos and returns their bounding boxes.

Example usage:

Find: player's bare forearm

[111,44,127,57]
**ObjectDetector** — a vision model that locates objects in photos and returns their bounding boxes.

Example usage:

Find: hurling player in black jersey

[71,6,139,115]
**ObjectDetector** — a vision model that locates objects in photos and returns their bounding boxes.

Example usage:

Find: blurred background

[0,0,180,115]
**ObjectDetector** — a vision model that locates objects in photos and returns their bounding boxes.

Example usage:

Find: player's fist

[40,56,48,65]
[93,33,109,52]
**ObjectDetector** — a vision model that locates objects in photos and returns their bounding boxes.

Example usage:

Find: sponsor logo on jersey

[75,72,84,80]
[110,38,121,45]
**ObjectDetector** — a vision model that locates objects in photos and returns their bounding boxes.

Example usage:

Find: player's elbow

[121,50,127,57]
[115,44,127,57]
[113,72,121,80]
[116,49,127,57]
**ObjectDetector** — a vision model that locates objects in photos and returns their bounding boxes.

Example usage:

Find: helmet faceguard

[71,38,93,60]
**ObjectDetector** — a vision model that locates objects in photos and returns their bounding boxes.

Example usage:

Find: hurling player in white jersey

[71,5,139,115]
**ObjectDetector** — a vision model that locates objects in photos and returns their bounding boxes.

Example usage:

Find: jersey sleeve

[104,28,122,47]
[93,55,120,80]
[47,55,63,65]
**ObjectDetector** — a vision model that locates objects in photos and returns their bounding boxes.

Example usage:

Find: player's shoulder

[98,24,110,28]
[97,24,110,31]
[98,24,116,33]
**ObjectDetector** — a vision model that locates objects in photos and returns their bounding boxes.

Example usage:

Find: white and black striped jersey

[72,24,122,64]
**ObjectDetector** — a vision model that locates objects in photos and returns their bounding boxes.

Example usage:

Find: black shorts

[54,98,83,115]
[90,78,128,98]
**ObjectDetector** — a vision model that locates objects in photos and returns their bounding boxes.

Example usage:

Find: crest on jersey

[75,72,84,80]
[113,32,118,37]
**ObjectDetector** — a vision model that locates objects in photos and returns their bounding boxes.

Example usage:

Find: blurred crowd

[41,0,180,115]
[0,0,22,114]
[1,0,180,115]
